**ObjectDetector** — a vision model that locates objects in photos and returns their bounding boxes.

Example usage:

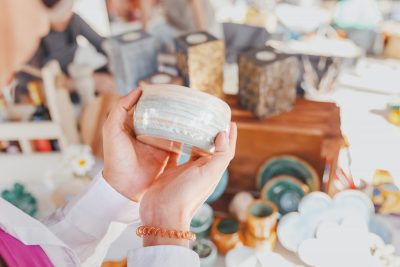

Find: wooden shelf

[0,121,64,140]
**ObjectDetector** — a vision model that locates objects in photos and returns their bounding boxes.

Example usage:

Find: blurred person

[0,0,237,266]
[15,0,115,102]
[140,0,223,52]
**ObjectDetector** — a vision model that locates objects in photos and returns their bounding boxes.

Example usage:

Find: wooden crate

[0,61,79,182]
[212,95,343,213]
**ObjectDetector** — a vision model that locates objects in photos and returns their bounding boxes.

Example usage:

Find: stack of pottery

[244,200,278,251]
[257,155,318,215]
[175,32,225,98]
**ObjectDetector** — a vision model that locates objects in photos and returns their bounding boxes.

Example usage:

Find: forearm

[43,172,140,264]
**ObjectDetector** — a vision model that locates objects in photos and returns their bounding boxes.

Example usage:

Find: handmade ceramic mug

[211,217,242,254]
[134,84,231,155]
[246,199,278,239]
[244,230,277,252]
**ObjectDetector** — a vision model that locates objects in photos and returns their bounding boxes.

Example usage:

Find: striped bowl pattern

[134,84,231,155]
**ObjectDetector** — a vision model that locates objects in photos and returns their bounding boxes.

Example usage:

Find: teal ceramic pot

[256,156,319,191]
[191,239,218,267]
[190,203,214,239]
[1,183,37,217]
[260,175,309,215]
[179,154,228,203]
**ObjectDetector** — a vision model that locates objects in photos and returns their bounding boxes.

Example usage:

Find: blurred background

[1,0,400,266]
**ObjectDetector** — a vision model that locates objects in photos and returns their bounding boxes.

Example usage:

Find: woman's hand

[102,89,173,202]
[139,123,237,247]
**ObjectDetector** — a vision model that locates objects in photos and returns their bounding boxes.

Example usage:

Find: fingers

[103,88,142,134]
[119,88,142,112]
[199,122,237,176]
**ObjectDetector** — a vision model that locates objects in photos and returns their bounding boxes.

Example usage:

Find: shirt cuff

[127,246,200,267]
[62,172,141,237]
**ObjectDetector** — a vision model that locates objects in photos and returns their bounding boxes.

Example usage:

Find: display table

[212,95,344,213]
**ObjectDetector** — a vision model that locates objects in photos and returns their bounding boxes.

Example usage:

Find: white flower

[63,145,95,177]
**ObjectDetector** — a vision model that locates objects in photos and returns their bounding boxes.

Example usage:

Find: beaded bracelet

[136,226,196,241]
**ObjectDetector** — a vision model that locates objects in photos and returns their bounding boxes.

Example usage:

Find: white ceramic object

[150,73,172,84]
[277,190,375,252]
[190,203,213,236]
[229,191,255,222]
[298,191,332,215]
[186,33,208,45]
[255,51,277,61]
[190,239,218,267]
[134,84,231,155]
[225,246,295,267]
[68,64,95,106]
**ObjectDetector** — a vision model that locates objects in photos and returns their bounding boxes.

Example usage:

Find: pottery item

[139,72,183,87]
[134,84,231,155]
[247,199,278,239]
[176,31,225,98]
[1,183,37,217]
[229,191,255,222]
[261,175,309,215]
[256,155,320,191]
[68,64,95,106]
[278,190,375,252]
[244,230,277,252]
[190,239,218,267]
[211,217,242,254]
[190,203,214,239]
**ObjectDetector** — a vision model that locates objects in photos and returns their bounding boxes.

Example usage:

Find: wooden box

[175,32,225,97]
[238,47,299,119]
[108,30,158,95]
[211,95,343,213]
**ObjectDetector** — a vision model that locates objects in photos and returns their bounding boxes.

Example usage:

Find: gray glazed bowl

[134,84,231,155]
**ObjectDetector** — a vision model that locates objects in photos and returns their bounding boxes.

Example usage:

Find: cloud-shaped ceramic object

[225,246,295,267]
[297,218,383,267]
[277,190,374,252]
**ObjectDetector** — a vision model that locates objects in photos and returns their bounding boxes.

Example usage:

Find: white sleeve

[127,245,200,267]
[42,172,140,266]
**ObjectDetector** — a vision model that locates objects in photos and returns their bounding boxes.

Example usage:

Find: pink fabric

[0,228,53,267]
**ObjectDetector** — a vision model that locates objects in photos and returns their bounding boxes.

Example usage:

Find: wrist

[140,208,192,247]
[102,170,142,202]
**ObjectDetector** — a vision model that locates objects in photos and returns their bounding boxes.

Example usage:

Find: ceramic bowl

[190,239,218,267]
[261,175,309,215]
[134,84,231,155]
[256,155,320,191]
[190,203,214,239]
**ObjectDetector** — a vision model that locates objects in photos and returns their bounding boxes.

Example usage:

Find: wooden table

[212,95,344,213]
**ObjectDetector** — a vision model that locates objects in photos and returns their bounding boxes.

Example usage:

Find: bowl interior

[217,218,239,234]
[250,202,274,218]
